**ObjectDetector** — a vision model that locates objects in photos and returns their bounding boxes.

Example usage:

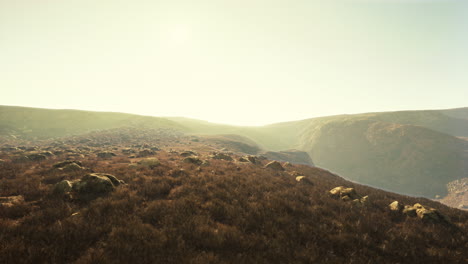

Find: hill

[1,105,467,199]
[0,129,466,263]
[0,105,186,139]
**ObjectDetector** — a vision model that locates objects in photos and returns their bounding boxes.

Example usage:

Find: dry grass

[0,138,467,264]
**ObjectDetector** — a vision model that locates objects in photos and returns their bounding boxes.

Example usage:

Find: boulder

[137,158,160,169]
[53,173,124,198]
[295,176,313,185]
[180,150,198,157]
[389,201,404,212]
[121,148,136,154]
[53,180,73,194]
[402,205,417,217]
[264,161,285,171]
[211,152,233,161]
[329,186,366,205]
[239,155,259,164]
[329,186,360,200]
[27,153,47,161]
[61,163,84,172]
[183,157,203,165]
[97,152,116,158]
[73,173,123,194]
[53,160,83,169]
[40,151,54,157]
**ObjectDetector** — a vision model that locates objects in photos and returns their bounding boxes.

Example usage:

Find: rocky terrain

[0,127,467,263]
[1,105,467,204]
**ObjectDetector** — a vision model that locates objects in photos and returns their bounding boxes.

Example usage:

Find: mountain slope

[0,131,466,263]
[1,105,467,199]
[297,118,468,197]
[0,105,186,139]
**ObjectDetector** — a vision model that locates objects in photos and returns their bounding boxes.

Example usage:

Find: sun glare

[167,25,191,45]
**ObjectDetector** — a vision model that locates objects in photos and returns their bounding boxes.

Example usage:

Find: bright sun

[168,25,191,45]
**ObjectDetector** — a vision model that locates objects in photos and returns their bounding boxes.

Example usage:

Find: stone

[74,173,120,194]
[62,163,84,172]
[53,180,73,194]
[27,153,47,161]
[97,152,116,158]
[264,161,285,171]
[389,201,404,212]
[53,160,83,169]
[295,176,313,184]
[183,157,203,165]
[402,205,417,217]
[211,152,233,161]
[180,151,198,157]
[137,158,160,169]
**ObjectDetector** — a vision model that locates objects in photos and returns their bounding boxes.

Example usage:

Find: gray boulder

[264,161,285,171]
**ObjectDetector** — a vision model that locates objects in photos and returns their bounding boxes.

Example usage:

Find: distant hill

[0,105,186,139]
[297,118,468,197]
[1,105,467,199]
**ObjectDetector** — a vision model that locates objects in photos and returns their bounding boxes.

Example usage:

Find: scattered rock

[295,176,313,185]
[389,201,404,212]
[329,186,359,200]
[264,161,285,171]
[180,150,198,157]
[392,202,451,224]
[97,152,116,158]
[239,155,259,164]
[74,173,124,194]
[122,148,136,154]
[402,205,417,217]
[53,180,73,194]
[183,157,203,165]
[61,163,84,172]
[27,153,47,161]
[52,173,124,197]
[53,160,83,169]
[137,158,160,169]
[40,151,54,157]
[211,152,233,161]
[329,186,367,205]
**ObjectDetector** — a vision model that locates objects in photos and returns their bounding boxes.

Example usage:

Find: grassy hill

[0,134,466,263]
[1,105,467,198]
[0,106,186,139]
[297,118,468,197]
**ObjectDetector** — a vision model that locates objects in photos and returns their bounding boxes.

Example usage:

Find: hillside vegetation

[0,130,466,263]
[0,106,186,139]
[1,105,467,199]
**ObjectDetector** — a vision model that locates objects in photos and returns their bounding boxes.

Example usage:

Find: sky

[1,0,467,126]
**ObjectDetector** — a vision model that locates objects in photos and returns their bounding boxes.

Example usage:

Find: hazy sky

[1,0,467,125]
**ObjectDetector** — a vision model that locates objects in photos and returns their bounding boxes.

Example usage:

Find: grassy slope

[0,144,466,263]
[1,105,467,198]
[0,106,187,139]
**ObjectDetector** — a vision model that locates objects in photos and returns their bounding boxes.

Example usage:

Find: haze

[1,0,467,125]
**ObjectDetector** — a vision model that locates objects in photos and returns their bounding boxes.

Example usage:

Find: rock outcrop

[388,201,451,224]
[264,161,285,171]
[53,173,124,198]
[329,186,368,206]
